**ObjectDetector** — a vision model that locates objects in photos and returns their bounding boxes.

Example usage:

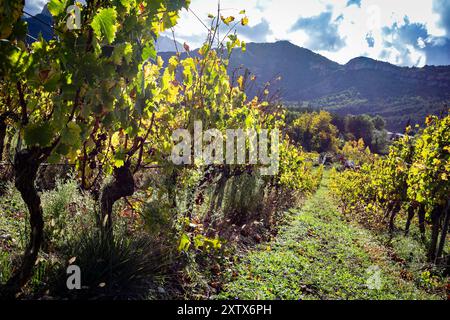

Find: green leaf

[61,122,82,149]
[114,158,125,168]
[161,11,179,30]
[241,40,246,52]
[119,0,132,10]
[113,42,133,65]
[47,151,62,164]
[142,44,156,61]
[55,143,70,156]
[91,8,118,44]
[182,57,195,86]
[178,233,191,252]
[168,55,179,73]
[166,0,190,11]
[24,122,53,147]
[113,151,126,168]
[47,0,67,17]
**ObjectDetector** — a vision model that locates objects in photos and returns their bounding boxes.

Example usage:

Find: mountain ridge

[23,10,450,130]
[224,41,450,130]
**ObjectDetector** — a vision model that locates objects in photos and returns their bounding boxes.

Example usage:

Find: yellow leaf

[237,75,244,89]
[221,15,235,25]
[178,233,191,252]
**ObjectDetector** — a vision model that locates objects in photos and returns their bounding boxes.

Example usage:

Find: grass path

[218,172,442,300]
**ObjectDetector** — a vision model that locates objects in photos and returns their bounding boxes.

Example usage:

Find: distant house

[386,131,407,141]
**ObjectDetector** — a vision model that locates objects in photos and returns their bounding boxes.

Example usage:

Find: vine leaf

[24,122,53,147]
[142,44,156,61]
[47,0,67,17]
[61,122,82,149]
[178,233,191,252]
[221,16,235,25]
[91,7,118,44]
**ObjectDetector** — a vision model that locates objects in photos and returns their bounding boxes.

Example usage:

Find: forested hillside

[229,42,450,131]
[159,41,450,131]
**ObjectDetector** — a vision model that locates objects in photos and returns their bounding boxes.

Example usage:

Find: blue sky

[25,0,450,66]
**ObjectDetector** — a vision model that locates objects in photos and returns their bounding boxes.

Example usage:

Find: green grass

[218,172,446,300]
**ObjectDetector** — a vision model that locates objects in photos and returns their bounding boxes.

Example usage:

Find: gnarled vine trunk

[388,202,401,234]
[167,171,178,210]
[99,165,135,239]
[417,205,426,241]
[428,206,443,261]
[436,201,450,263]
[1,148,44,298]
[0,117,7,161]
[0,112,16,162]
[404,205,415,236]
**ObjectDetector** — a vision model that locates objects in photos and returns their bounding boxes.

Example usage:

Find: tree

[345,115,375,149]
[345,114,389,154]
[371,115,386,131]
[0,0,189,297]
[290,111,338,153]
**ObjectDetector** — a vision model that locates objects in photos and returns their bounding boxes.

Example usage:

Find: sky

[25,0,450,66]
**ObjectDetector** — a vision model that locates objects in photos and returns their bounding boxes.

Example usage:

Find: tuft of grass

[49,233,174,300]
[41,176,96,249]
[0,251,12,284]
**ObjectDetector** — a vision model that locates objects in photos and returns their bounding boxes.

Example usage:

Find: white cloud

[25,0,49,15]
[25,0,449,65]
[172,0,446,65]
